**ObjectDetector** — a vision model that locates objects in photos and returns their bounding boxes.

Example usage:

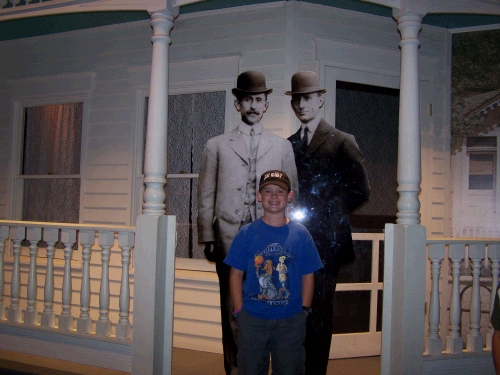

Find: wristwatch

[302,306,312,315]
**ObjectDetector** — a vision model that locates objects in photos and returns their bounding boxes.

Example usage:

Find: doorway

[324,68,400,358]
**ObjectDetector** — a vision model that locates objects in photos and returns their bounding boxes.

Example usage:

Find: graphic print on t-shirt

[251,243,293,306]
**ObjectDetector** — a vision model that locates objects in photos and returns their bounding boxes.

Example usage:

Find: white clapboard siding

[173,269,223,353]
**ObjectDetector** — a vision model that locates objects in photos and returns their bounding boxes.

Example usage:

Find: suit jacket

[198,127,298,259]
[288,119,370,272]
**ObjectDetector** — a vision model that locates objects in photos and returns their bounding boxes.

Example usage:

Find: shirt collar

[239,121,263,136]
[302,115,321,135]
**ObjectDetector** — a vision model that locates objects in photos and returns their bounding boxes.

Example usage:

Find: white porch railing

[423,238,500,373]
[2,220,500,374]
[0,220,135,339]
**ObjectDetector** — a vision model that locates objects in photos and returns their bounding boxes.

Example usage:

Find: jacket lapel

[308,119,331,154]
[256,129,272,160]
[289,128,301,148]
[229,129,248,162]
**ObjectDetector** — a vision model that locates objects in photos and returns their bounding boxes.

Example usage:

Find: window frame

[132,81,234,271]
[466,136,497,192]
[10,95,89,223]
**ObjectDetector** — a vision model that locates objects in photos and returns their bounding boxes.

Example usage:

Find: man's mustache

[246,111,260,115]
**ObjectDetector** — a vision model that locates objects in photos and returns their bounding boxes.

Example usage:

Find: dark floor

[0,348,381,375]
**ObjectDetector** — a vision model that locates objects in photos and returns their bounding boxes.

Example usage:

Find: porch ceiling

[0,0,500,42]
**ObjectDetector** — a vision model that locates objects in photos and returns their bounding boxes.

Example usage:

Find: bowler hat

[284,71,327,95]
[232,71,273,97]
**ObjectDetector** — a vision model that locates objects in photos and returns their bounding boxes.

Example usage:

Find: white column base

[40,312,56,328]
[381,224,426,375]
[77,317,93,334]
[23,310,38,325]
[96,320,111,337]
[58,315,74,331]
[7,307,22,323]
[424,337,443,355]
[486,331,493,351]
[116,322,132,340]
[466,334,484,352]
[445,336,464,354]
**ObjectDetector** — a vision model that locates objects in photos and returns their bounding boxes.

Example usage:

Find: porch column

[142,8,175,215]
[381,6,427,375]
[395,11,423,225]
[132,4,178,375]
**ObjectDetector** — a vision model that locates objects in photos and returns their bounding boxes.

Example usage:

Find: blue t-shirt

[224,218,323,320]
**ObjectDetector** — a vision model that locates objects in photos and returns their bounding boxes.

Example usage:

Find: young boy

[224,170,323,375]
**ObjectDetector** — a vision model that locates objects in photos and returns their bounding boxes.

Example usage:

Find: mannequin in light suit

[197,71,297,375]
[286,71,370,375]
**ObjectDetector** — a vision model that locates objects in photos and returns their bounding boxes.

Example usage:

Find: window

[21,103,83,223]
[467,136,497,190]
[143,92,226,258]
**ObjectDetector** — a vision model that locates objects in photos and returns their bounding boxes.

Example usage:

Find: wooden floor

[0,348,381,375]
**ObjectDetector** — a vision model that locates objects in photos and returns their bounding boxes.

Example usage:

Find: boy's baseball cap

[259,170,291,191]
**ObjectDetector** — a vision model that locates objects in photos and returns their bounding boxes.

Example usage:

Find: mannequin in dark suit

[286,71,371,375]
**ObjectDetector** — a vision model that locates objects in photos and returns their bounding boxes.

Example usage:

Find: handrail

[0,220,135,233]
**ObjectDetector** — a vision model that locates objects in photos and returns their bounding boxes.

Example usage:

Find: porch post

[142,7,176,215]
[132,3,178,375]
[395,10,423,225]
[381,5,427,375]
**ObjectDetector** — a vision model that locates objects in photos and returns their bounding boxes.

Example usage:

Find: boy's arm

[302,272,315,309]
[229,267,245,313]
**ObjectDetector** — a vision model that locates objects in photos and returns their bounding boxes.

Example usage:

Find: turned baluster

[96,230,113,336]
[425,243,445,355]
[77,230,94,334]
[0,226,8,320]
[24,227,42,325]
[445,243,465,354]
[466,244,485,352]
[7,226,25,323]
[487,244,500,350]
[116,231,134,340]
[41,227,58,328]
[59,228,77,331]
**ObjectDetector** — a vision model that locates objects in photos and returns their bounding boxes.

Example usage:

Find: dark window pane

[23,103,82,175]
[22,179,80,223]
[332,290,371,334]
[148,91,226,259]
[467,136,496,148]
[378,240,384,283]
[469,153,495,190]
[338,240,372,284]
[469,175,494,190]
[377,290,383,332]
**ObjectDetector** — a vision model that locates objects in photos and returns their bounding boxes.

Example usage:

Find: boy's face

[257,184,293,215]
[234,93,269,125]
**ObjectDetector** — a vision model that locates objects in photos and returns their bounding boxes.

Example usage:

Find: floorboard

[0,348,381,374]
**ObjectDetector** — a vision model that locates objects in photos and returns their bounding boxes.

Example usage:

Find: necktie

[250,128,257,158]
[301,126,309,148]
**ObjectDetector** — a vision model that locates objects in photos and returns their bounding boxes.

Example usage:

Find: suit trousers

[215,212,252,375]
[216,261,239,375]
[305,268,339,375]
